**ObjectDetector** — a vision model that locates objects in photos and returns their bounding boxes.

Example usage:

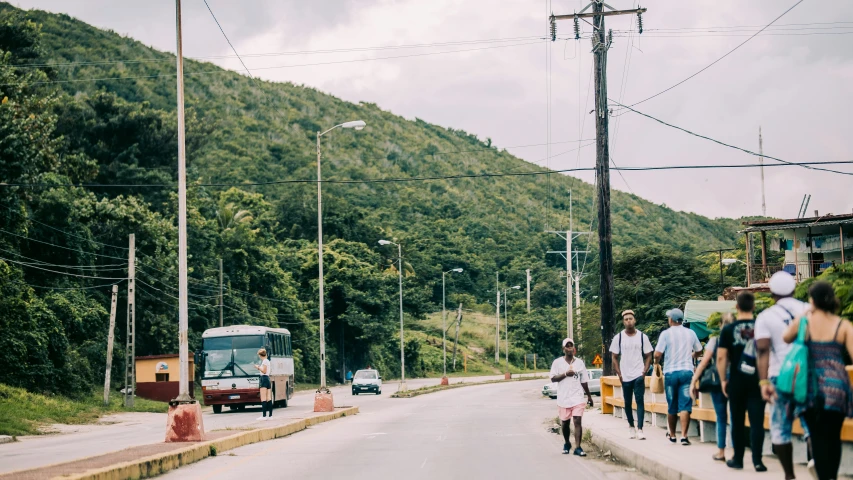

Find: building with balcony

[741,212,853,283]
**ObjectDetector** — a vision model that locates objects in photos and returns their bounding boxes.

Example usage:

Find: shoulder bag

[777,317,809,404]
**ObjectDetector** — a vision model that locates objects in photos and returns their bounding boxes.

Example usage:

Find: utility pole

[495,273,500,364]
[104,284,118,406]
[219,258,223,327]
[526,269,531,313]
[124,234,135,408]
[551,1,646,376]
[452,303,463,370]
[759,127,766,217]
[575,274,582,347]
[547,231,590,337]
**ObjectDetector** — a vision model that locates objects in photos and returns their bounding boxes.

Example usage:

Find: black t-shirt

[719,319,760,393]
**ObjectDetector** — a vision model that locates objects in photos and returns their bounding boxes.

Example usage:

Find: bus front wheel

[212,404,222,414]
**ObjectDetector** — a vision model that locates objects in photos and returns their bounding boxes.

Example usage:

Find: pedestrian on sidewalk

[756,271,808,480]
[254,348,272,420]
[550,337,595,457]
[717,292,767,472]
[654,308,702,446]
[784,281,853,480]
[691,312,734,462]
[609,309,653,440]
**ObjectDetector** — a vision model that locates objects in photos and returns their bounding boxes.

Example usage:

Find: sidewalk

[584,410,812,480]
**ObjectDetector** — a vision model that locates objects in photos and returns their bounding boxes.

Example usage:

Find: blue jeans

[710,389,728,449]
[621,376,646,429]
[664,370,693,415]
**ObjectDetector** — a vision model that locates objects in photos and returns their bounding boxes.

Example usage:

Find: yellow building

[135,354,195,402]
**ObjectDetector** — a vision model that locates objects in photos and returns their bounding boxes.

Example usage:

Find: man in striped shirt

[654,308,702,446]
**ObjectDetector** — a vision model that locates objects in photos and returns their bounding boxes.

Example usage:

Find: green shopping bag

[777,317,809,404]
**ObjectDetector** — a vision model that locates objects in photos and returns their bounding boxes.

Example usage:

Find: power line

[0,255,128,279]
[610,100,853,177]
[0,245,126,269]
[0,204,129,251]
[618,0,805,110]
[1,40,545,88]
[6,279,123,291]
[0,228,129,261]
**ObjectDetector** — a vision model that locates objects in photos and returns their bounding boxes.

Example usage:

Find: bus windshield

[203,335,264,378]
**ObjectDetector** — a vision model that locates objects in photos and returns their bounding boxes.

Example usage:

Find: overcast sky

[11,0,853,220]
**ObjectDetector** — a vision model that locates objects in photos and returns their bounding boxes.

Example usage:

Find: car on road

[542,383,557,399]
[543,368,602,398]
[352,369,382,395]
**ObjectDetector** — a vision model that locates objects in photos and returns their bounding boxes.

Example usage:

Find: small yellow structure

[135,354,195,403]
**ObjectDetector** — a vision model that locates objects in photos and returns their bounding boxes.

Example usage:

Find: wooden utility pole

[124,234,136,407]
[103,284,119,406]
[452,303,463,370]
[551,1,646,376]
[526,269,531,314]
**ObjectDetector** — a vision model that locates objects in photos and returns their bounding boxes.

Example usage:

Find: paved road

[0,374,543,474]
[159,380,637,480]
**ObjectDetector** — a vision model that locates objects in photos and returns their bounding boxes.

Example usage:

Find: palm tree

[216,199,253,231]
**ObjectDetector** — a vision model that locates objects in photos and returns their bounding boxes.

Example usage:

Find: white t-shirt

[754,297,807,378]
[609,330,653,382]
[549,357,590,408]
[655,325,702,374]
[260,358,271,376]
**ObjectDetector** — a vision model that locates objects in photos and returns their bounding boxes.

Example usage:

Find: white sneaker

[807,459,818,480]
[256,416,266,421]
[629,427,637,439]
[637,430,646,440]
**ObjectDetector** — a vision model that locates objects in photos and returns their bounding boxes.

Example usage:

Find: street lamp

[504,285,521,375]
[315,119,366,412]
[379,239,406,391]
[722,258,747,287]
[442,268,464,382]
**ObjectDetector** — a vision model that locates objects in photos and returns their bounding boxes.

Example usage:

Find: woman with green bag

[783,281,853,480]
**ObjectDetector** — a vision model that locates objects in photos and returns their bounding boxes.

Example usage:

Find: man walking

[610,309,653,440]
[654,308,702,445]
[756,271,808,480]
[717,292,767,472]
[550,338,595,456]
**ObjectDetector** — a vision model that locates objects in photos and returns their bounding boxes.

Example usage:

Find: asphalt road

[159,380,638,480]
[0,374,542,474]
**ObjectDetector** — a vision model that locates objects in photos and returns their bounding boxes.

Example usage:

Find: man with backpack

[756,271,809,480]
[609,309,653,440]
[717,291,767,472]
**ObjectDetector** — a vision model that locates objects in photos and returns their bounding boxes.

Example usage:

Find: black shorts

[259,375,271,389]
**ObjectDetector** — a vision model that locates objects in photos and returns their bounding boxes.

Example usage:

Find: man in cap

[550,337,595,456]
[654,308,702,445]
[755,271,808,480]
[609,309,653,440]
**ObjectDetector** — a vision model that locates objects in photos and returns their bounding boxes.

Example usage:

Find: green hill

[0,3,742,396]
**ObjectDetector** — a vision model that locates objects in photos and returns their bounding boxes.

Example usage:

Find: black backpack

[618,331,649,356]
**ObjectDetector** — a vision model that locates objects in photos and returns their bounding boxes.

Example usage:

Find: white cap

[769,271,796,296]
[562,338,575,347]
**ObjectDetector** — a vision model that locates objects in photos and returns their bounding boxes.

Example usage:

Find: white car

[542,383,557,399]
[543,368,602,398]
[351,369,382,395]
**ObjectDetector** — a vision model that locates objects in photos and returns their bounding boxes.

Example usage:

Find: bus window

[286,336,292,356]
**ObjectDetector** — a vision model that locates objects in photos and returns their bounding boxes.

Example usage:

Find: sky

[9,0,853,221]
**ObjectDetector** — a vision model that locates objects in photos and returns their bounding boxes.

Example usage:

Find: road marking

[421,457,428,469]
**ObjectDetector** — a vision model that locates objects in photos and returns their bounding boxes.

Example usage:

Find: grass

[390,375,546,398]
[0,383,168,437]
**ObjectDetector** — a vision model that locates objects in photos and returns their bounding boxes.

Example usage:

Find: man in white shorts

[756,271,808,480]
[550,338,595,456]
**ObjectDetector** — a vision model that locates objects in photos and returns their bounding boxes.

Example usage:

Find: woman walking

[255,348,272,420]
[783,281,853,480]
[692,313,734,462]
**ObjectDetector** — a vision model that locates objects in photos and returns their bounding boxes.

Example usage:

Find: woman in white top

[254,348,272,420]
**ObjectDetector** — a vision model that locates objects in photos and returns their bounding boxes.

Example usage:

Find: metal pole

[125,234,135,407]
[174,0,191,402]
[841,226,846,264]
[219,258,223,327]
[567,230,573,337]
[317,131,327,391]
[504,288,509,370]
[759,127,766,217]
[442,272,446,377]
[398,243,405,389]
[104,284,118,406]
[495,273,500,364]
[719,250,724,294]
[526,269,531,313]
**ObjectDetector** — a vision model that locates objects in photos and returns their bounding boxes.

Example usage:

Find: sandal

[712,454,726,461]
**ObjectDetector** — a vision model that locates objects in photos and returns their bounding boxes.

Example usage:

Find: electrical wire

[0,203,129,251]
[1,40,545,88]
[0,255,128,279]
[617,0,805,110]
[0,228,129,261]
[5,279,123,291]
[610,100,853,177]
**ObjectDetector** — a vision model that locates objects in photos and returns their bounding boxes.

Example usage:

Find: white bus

[198,325,294,414]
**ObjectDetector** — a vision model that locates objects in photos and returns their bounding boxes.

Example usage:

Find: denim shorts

[769,377,800,444]
[664,370,693,415]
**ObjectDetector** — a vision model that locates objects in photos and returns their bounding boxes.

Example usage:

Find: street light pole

[504,285,521,374]
[314,120,365,412]
[380,239,406,391]
[442,268,463,382]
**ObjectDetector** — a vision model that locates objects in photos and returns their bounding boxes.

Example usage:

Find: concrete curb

[585,427,700,480]
[0,436,13,445]
[391,376,547,398]
[53,406,358,480]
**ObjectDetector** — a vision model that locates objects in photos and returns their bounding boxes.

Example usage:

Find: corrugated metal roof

[740,216,853,233]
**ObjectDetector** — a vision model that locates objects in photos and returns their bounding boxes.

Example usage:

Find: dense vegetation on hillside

[0,4,749,398]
